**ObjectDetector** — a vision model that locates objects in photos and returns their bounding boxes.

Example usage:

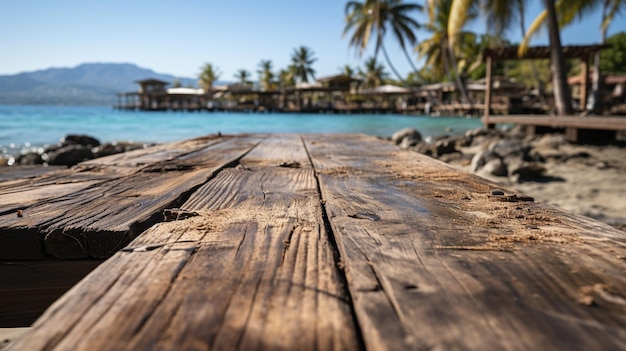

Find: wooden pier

[484,115,626,142]
[1,134,625,350]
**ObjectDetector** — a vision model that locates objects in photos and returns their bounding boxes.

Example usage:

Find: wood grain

[8,135,359,350]
[304,133,626,350]
[0,135,262,259]
[5,134,625,351]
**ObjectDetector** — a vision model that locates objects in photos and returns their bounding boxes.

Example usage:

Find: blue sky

[2,0,626,82]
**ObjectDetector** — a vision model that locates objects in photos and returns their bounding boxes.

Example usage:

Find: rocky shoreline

[0,135,152,167]
[390,127,626,231]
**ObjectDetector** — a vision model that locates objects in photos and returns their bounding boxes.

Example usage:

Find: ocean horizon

[0,104,483,158]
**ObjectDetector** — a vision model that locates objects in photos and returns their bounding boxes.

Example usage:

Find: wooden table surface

[2,134,625,350]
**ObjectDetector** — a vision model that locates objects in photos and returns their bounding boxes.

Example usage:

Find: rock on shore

[1,134,150,167]
[391,127,626,231]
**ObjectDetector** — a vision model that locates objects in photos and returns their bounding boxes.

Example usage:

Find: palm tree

[546,0,574,114]
[291,46,317,83]
[344,0,423,84]
[418,0,467,81]
[359,56,389,88]
[480,0,525,37]
[340,64,357,78]
[278,67,296,89]
[420,0,476,101]
[448,0,581,114]
[479,0,550,106]
[198,63,221,96]
[234,69,252,86]
[518,0,625,113]
[257,60,275,91]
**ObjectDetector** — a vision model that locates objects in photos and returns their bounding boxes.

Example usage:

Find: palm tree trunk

[380,41,406,84]
[441,41,451,81]
[401,47,421,81]
[446,44,471,104]
[591,1,610,114]
[544,0,574,115]
[518,1,550,111]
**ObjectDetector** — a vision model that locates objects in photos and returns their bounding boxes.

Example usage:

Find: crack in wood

[163,208,199,222]
[121,240,199,253]
[347,212,381,221]
[301,135,367,351]
[280,224,297,266]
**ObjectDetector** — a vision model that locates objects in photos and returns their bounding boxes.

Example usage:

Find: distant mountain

[0,63,210,106]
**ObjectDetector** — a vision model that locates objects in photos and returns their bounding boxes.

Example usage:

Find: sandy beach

[395,127,626,232]
[511,143,626,231]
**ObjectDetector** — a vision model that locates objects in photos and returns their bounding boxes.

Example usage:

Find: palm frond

[448,0,473,48]
[603,0,626,32]
[519,9,546,57]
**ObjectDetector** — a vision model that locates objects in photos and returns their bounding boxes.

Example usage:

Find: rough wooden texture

[0,166,65,182]
[0,135,262,259]
[8,135,358,351]
[5,134,626,351]
[303,134,626,350]
[485,115,626,131]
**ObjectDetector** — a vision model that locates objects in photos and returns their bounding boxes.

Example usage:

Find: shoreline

[0,134,153,167]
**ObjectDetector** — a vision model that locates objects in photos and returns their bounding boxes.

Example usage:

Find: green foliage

[346,94,366,103]
[290,46,317,83]
[340,65,356,78]
[506,59,551,90]
[278,67,296,88]
[359,56,389,88]
[257,60,275,91]
[405,72,423,86]
[234,69,252,86]
[344,0,423,82]
[469,64,486,80]
[601,31,626,74]
[198,63,221,91]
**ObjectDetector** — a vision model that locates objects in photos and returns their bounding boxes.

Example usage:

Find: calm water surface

[0,105,482,157]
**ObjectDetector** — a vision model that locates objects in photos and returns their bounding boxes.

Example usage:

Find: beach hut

[165,87,205,111]
[317,74,359,91]
[134,78,169,110]
[569,72,626,113]
[358,85,413,112]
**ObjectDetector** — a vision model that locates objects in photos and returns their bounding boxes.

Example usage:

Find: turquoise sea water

[0,105,482,157]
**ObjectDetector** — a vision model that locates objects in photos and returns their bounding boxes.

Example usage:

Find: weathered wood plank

[0,135,229,216]
[304,133,626,351]
[0,136,262,259]
[80,134,227,168]
[8,135,359,350]
[0,166,65,182]
[7,134,625,350]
